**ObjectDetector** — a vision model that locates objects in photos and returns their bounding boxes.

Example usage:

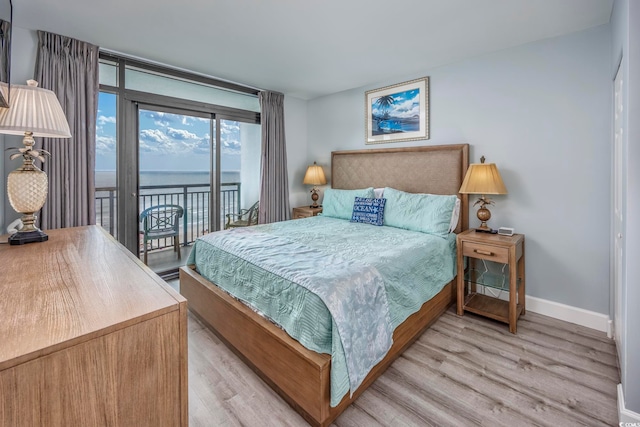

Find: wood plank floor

[169,280,619,426]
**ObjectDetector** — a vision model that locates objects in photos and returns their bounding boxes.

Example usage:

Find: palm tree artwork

[373,95,394,133]
[370,88,421,136]
[375,95,395,112]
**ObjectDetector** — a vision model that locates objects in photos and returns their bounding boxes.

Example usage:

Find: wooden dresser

[0,226,188,426]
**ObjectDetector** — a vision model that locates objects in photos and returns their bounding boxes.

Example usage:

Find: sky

[96,92,243,171]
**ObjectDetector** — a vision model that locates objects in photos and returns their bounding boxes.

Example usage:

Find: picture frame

[365,77,429,145]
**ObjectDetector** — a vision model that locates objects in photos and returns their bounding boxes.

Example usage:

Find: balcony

[95,182,243,273]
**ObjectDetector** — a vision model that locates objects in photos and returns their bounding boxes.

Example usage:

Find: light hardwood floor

[169,280,619,427]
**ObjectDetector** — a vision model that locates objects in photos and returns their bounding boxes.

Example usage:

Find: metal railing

[95,182,242,249]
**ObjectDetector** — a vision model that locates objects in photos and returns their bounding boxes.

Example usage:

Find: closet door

[613,60,625,349]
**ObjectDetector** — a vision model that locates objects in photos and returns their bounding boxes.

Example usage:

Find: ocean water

[95,170,240,188]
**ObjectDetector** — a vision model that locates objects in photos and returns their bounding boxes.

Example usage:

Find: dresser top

[0,226,185,370]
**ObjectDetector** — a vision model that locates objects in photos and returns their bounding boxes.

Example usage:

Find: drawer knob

[474,249,494,256]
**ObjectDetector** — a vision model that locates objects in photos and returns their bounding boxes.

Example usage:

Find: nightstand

[292,206,323,219]
[456,229,525,333]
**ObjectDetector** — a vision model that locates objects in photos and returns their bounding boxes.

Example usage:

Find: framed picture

[365,77,429,144]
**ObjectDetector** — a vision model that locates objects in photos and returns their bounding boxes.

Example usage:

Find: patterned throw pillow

[322,187,375,220]
[351,197,386,226]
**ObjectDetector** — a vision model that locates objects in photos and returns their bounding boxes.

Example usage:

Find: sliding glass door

[137,107,213,274]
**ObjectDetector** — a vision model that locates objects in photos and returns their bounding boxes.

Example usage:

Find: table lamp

[458,156,508,232]
[0,80,71,245]
[303,161,327,208]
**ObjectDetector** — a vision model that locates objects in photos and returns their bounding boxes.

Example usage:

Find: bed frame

[180,144,469,426]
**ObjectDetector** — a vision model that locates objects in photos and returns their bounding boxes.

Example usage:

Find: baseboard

[478,286,610,333]
[618,384,640,423]
[608,319,614,339]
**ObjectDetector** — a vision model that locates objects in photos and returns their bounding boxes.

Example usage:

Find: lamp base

[9,230,49,245]
[310,187,320,208]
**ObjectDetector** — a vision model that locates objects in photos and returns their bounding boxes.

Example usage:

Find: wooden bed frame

[180,144,469,426]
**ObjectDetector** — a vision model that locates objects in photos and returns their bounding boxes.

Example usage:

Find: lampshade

[459,161,507,195]
[303,162,327,186]
[0,80,71,137]
[459,156,507,232]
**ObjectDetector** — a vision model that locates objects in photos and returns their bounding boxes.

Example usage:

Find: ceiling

[14,0,613,100]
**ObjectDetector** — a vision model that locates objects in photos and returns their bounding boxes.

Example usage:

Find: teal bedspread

[187,216,457,406]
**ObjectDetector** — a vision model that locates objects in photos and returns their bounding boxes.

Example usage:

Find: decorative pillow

[383,187,458,237]
[322,187,375,220]
[351,197,386,226]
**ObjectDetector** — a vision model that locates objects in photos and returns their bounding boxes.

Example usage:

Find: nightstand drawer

[462,241,508,263]
[292,206,322,219]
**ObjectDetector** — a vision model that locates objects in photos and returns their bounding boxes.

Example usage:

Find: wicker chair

[225,201,259,229]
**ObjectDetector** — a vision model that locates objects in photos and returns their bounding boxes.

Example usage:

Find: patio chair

[225,201,259,229]
[140,204,184,265]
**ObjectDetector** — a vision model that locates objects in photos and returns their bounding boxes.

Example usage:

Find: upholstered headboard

[331,144,469,233]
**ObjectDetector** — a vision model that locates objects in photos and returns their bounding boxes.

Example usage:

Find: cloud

[140,110,173,128]
[139,111,210,129]
[96,135,116,155]
[139,127,213,156]
[99,114,244,157]
[167,127,199,141]
[97,115,116,125]
[140,128,171,144]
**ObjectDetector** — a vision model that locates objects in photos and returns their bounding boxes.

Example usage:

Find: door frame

[119,96,218,257]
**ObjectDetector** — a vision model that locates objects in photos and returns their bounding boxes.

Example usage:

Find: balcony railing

[95,182,242,250]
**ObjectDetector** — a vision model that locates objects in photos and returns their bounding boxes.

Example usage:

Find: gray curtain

[258,91,290,223]
[35,31,99,230]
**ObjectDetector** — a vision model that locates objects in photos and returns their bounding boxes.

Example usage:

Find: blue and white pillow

[322,187,375,220]
[351,197,386,226]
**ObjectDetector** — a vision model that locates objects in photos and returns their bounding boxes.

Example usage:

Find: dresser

[0,226,188,426]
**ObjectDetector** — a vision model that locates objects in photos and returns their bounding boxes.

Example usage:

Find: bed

[180,144,469,426]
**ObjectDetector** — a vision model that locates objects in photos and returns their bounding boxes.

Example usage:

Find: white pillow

[449,197,461,233]
[374,188,384,198]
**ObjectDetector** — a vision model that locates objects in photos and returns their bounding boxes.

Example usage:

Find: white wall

[304,25,612,315]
